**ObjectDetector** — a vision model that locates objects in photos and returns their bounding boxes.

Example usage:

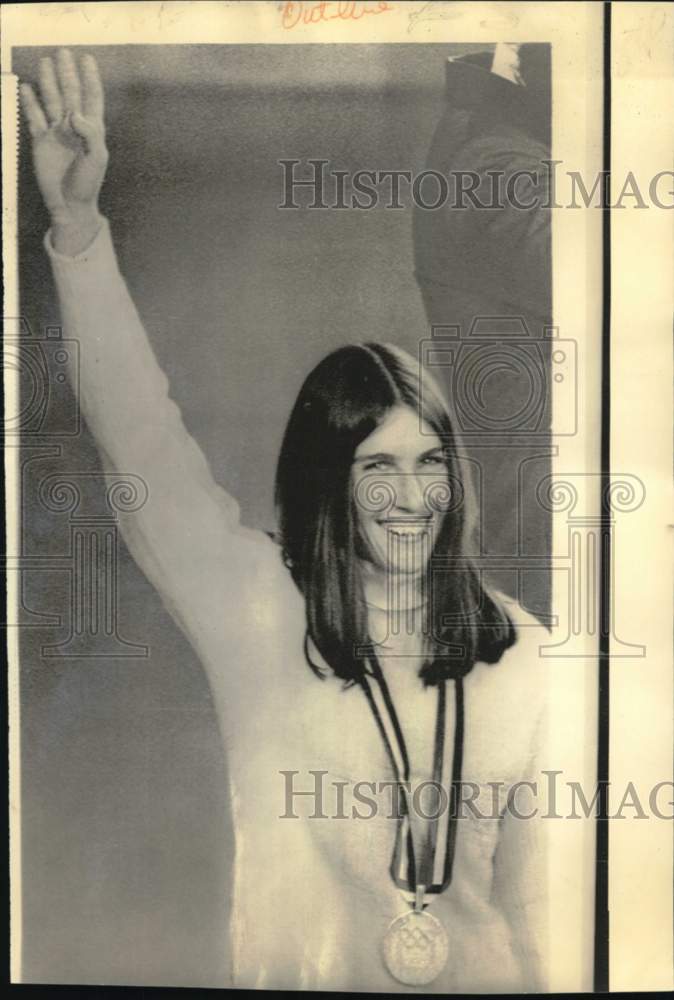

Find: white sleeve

[44,218,287,683]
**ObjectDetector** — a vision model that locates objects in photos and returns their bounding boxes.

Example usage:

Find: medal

[360,661,465,986]
[382,884,450,986]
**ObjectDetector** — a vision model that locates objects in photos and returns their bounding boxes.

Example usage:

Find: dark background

[14,44,550,985]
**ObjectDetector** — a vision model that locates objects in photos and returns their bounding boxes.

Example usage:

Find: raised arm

[20,50,107,255]
[20,51,286,687]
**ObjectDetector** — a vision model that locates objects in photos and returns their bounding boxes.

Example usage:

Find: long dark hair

[274,342,516,686]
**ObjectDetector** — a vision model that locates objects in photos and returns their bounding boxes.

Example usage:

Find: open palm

[20,49,108,221]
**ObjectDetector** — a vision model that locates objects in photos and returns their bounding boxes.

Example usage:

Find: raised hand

[20,49,108,251]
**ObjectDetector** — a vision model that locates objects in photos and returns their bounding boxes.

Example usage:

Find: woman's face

[352,404,451,578]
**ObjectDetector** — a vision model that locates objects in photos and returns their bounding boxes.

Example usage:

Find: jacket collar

[445,51,525,111]
[445,48,551,146]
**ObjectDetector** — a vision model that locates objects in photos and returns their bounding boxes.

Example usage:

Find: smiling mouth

[376,518,434,537]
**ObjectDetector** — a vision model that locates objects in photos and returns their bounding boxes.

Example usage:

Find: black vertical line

[595,1,611,992]
[0,315,9,990]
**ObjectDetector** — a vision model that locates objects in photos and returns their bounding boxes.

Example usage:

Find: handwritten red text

[281,1,394,31]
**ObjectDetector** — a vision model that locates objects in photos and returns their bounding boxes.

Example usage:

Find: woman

[21,50,550,992]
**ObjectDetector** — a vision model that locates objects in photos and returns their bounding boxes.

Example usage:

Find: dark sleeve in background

[413,48,552,613]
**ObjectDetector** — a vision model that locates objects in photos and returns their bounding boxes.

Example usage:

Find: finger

[38,56,63,123]
[80,54,104,121]
[19,83,48,138]
[56,48,82,115]
[69,111,107,158]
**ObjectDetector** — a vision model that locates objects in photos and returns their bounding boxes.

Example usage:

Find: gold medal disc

[382,909,449,986]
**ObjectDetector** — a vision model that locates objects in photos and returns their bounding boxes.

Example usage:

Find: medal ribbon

[360,660,465,900]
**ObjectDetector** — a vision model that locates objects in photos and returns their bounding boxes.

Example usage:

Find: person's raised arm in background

[20,50,287,705]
